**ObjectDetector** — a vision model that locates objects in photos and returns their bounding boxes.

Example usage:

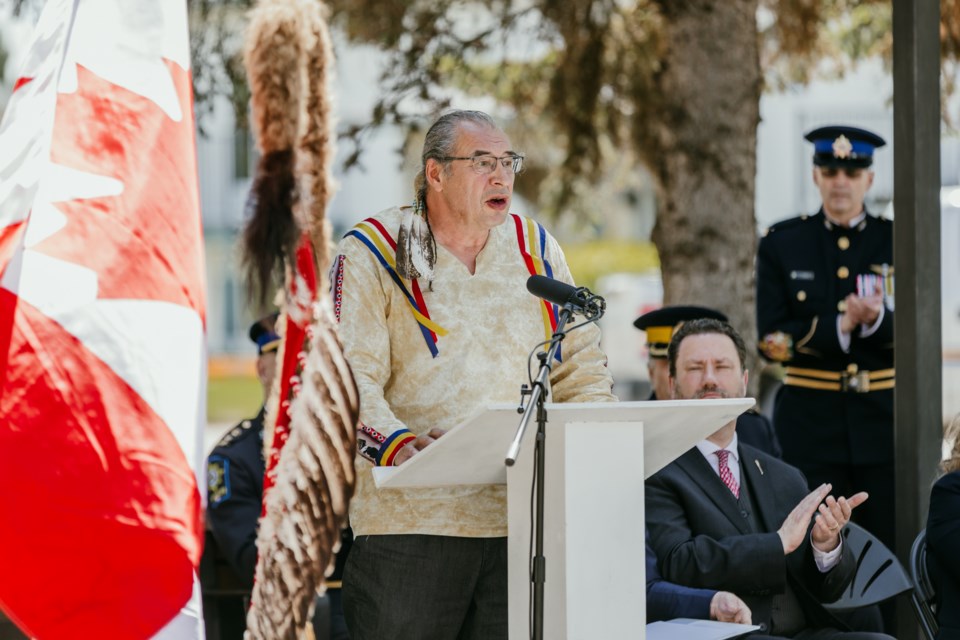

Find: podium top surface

[373,398,754,489]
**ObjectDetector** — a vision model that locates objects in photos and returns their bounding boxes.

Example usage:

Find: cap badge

[832,134,853,159]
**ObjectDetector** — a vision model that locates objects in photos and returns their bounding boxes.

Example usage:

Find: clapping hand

[778,483,869,553]
[810,491,869,552]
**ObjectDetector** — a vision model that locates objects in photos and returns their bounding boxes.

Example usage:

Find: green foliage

[207,374,261,423]
[834,4,892,62]
[561,239,659,291]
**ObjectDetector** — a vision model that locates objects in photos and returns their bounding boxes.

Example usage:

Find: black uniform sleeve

[206,452,261,587]
[858,306,894,348]
[756,231,845,362]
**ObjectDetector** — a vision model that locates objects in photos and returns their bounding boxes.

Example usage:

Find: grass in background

[207,375,262,424]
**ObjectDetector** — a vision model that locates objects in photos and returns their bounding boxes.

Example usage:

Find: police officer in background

[207,314,279,587]
[634,305,782,458]
[755,125,894,555]
[206,314,352,639]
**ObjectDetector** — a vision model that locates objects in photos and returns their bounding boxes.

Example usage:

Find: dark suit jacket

[646,532,714,622]
[926,471,960,640]
[646,443,855,634]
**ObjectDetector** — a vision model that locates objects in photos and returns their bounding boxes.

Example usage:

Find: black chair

[909,529,940,640]
[823,522,936,640]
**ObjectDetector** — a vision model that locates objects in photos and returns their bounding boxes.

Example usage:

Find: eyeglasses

[440,154,524,175]
[820,167,865,178]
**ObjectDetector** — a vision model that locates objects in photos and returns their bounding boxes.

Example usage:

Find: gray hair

[414,110,499,207]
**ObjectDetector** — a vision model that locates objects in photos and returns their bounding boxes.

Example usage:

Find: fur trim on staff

[294,0,337,273]
[242,1,357,638]
[241,0,305,307]
[247,308,358,639]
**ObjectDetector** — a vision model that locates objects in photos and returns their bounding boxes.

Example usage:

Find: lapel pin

[755,459,764,476]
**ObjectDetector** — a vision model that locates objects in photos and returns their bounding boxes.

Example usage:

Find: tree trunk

[647,0,763,389]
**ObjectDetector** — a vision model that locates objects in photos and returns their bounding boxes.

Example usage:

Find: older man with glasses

[755,125,896,593]
[331,110,616,640]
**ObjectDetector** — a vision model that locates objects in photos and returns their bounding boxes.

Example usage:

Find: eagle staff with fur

[240,0,358,637]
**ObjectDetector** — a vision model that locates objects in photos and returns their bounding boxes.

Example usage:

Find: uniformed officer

[755,125,894,553]
[205,315,353,639]
[634,305,782,458]
[207,315,279,586]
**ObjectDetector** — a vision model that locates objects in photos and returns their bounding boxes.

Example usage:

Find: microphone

[526,275,605,319]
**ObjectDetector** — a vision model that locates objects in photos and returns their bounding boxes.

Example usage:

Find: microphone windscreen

[526,274,578,307]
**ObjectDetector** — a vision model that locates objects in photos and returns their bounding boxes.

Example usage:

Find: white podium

[372,398,754,640]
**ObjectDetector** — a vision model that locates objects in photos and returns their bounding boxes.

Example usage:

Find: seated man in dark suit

[645,318,893,640]
[646,531,751,624]
[634,306,782,457]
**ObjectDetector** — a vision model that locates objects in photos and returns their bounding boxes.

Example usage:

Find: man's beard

[675,384,743,400]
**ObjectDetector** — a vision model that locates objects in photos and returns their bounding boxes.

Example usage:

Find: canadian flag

[0,0,206,638]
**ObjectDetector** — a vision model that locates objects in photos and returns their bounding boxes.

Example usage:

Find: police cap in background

[804,125,886,169]
[633,305,728,359]
[248,313,281,355]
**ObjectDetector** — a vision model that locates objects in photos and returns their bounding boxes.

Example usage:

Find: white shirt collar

[696,432,739,462]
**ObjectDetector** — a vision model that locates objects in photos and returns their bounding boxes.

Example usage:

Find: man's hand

[710,591,752,624]
[840,293,883,332]
[778,483,832,554]
[393,428,446,466]
[810,491,869,552]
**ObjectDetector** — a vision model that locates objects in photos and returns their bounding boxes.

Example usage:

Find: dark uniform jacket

[207,409,266,587]
[735,410,782,459]
[206,409,354,589]
[926,471,960,640]
[756,209,894,465]
[646,444,856,636]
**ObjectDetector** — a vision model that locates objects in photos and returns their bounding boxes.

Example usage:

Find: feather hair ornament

[395,173,436,281]
[240,0,358,637]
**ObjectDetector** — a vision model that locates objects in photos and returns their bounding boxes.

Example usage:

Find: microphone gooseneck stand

[505,289,604,640]
[504,304,573,640]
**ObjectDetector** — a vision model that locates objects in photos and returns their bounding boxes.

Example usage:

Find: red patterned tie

[715,449,740,499]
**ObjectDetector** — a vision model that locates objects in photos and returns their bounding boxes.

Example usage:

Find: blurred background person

[205,314,352,640]
[755,126,894,557]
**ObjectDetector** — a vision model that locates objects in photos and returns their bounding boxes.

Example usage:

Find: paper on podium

[372,398,754,488]
[646,619,760,640]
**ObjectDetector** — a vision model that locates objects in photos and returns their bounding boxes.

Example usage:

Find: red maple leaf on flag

[33,63,205,310]
[0,21,205,640]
